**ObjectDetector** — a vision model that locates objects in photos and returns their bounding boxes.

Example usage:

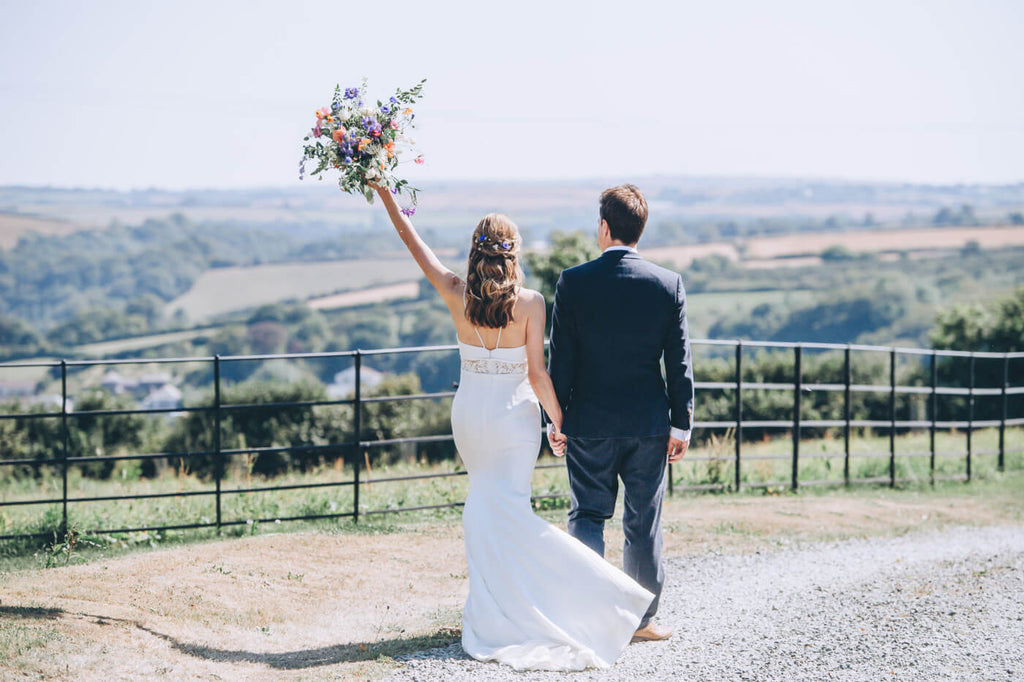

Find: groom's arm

[664,274,695,437]
[547,272,576,419]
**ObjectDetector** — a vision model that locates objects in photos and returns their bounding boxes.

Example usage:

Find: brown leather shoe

[631,622,673,642]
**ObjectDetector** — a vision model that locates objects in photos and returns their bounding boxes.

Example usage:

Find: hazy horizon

[2,0,1023,190]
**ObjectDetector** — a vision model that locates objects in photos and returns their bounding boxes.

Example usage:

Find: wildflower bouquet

[300,78,425,214]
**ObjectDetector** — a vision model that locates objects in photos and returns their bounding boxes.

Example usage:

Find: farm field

[0,213,83,249]
[644,224,1024,269]
[166,259,425,321]
[307,281,420,311]
[744,225,1024,259]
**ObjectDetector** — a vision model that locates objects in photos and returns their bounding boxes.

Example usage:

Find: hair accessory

[474,234,516,252]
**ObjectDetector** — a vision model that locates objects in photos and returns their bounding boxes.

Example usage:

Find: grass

[0,620,61,662]
[1,427,1020,567]
[677,426,1024,491]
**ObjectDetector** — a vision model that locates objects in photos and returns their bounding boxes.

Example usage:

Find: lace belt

[461,358,528,375]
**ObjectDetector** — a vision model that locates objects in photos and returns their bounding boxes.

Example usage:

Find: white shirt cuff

[670,427,691,442]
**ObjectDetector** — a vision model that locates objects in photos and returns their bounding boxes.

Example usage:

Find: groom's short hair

[600,184,648,245]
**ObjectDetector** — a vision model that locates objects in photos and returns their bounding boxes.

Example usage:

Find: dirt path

[1,485,1021,680]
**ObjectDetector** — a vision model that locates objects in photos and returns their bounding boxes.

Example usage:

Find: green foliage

[0,313,47,359]
[70,391,156,478]
[164,379,331,478]
[929,287,1024,421]
[46,307,153,347]
[932,204,977,226]
[523,230,600,305]
[931,286,1024,353]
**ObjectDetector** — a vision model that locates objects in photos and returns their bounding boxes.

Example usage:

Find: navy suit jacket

[547,250,694,439]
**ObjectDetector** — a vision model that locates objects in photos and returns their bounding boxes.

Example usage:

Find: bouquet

[300,78,425,215]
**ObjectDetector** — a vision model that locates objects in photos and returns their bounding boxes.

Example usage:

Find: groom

[547,184,694,641]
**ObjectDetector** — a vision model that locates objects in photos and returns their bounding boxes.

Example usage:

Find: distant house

[138,373,172,394]
[142,384,183,412]
[100,371,138,395]
[327,366,385,399]
[101,371,173,399]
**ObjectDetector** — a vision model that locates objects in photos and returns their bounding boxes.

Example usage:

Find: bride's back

[449,285,536,349]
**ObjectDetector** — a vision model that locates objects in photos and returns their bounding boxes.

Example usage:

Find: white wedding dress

[452,330,654,671]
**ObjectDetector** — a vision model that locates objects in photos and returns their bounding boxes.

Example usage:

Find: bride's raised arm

[372,185,462,302]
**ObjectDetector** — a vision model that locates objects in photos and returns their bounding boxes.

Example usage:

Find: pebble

[383,525,1024,681]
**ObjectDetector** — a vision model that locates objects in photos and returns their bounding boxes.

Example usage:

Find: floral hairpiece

[475,234,515,251]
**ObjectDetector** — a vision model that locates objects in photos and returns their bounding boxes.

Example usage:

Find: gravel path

[384,525,1024,681]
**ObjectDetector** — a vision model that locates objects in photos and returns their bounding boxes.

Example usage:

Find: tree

[522,230,600,306]
[931,287,1024,353]
[929,287,1024,421]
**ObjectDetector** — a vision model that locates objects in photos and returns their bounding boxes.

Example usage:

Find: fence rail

[1,339,1022,543]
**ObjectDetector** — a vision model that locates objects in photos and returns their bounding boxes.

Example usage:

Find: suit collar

[600,249,643,262]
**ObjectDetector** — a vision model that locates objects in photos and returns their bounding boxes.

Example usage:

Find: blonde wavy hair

[464,213,523,329]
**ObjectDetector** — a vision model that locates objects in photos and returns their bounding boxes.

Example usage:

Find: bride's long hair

[465,213,523,329]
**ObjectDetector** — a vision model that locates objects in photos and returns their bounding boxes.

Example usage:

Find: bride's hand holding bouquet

[299,78,425,214]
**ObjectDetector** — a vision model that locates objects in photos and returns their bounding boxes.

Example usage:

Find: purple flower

[344,87,359,99]
[389,96,398,104]
[401,207,416,217]
[501,240,512,250]
[380,104,391,114]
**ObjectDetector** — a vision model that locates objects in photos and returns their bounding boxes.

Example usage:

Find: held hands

[667,437,688,463]
[546,423,567,457]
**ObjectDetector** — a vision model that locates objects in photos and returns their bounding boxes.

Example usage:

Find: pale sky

[1,0,1022,190]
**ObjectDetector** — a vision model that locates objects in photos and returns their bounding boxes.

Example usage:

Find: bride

[371,185,654,671]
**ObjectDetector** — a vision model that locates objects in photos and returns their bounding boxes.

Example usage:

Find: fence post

[214,355,222,534]
[967,353,974,482]
[843,345,851,487]
[792,345,801,492]
[734,341,743,493]
[352,351,362,523]
[60,360,69,536]
[930,351,937,486]
[999,354,1008,473]
[889,348,896,488]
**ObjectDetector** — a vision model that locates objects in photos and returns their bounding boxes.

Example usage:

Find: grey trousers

[565,434,668,628]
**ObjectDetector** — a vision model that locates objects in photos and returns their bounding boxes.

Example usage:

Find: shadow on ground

[1,602,462,670]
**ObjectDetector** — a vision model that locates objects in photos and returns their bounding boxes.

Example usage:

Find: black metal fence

[1,339,1022,543]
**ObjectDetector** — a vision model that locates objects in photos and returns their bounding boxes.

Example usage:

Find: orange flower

[357,138,370,152]
[403,108,413,116]
[332,127,347,143]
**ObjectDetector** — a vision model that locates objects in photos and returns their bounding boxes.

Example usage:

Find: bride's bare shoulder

[516,289,546,321]
[517,288,545,308]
